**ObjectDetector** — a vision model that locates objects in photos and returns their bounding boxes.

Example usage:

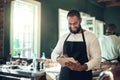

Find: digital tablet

[57,57,77,67]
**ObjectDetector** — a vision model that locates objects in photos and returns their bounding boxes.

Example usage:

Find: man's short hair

[106,23,117,31]
[107,24,116,29]
[106,23,117,35]
[67,10,81,19]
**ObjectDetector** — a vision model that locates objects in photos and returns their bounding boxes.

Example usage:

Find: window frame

[10,0,41,58]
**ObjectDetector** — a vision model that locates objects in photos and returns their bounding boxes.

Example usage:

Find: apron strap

[81,30,86,43]
[65,33,71,41]
[81,30,87,50]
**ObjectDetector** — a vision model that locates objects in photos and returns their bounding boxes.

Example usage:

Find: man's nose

[70,24,76,27]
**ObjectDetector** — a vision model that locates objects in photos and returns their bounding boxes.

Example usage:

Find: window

[58,9,69,39]
[10,0,41,58]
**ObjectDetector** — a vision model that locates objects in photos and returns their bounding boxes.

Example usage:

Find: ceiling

[96,0,120,7]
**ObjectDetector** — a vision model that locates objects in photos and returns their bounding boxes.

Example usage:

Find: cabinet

[81,17,104,37]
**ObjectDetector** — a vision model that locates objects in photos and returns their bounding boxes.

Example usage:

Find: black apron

[59,31,92,80]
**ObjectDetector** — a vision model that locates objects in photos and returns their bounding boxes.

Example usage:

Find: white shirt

[51,31,101,70]
[98,35,120,62]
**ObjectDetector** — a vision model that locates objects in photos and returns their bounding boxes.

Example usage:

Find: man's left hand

[65,61,88,71]
[65,61,83,71]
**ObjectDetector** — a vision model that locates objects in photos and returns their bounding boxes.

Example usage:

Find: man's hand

[57,54,68,61]
[65,61,88,71]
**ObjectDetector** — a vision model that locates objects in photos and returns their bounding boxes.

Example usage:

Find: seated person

[98,66,120,80]
[99,24,120,62]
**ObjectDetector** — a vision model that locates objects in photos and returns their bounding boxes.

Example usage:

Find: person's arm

[51,40,63,62]
[85,37,101,71]
[117,38,120,59]
[51,34,67,62]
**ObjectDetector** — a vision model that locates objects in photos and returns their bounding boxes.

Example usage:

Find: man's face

[68,16,81,34]
[105,27,115,35]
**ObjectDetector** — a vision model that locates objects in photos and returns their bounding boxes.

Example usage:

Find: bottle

[37,61,40,71]
[32,53,37,72]
[41,52,46,59]
[9,53,12,65]
[10,56,12,65]
[40,61,45,70]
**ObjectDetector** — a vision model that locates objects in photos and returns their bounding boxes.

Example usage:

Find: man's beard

[69,26,81,34]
